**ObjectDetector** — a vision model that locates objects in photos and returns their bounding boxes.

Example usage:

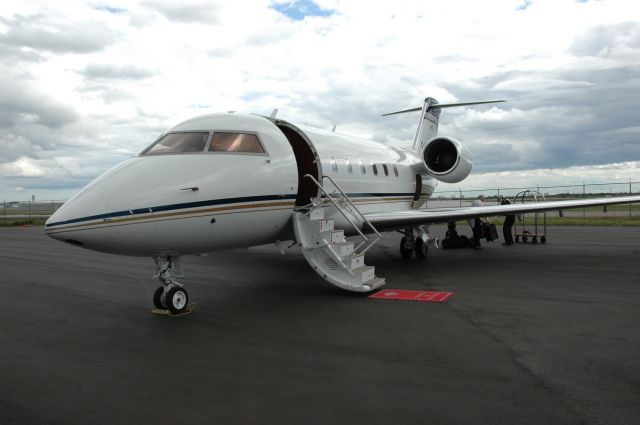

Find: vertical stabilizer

[412,97,441,151]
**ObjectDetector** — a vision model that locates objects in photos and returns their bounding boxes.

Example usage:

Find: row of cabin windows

[329,156,399,177]
[143,131,266,156]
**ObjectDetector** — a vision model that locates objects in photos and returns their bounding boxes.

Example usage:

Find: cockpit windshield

[209,132,265,154]
[143,132,209,155]
[141,131,267,156]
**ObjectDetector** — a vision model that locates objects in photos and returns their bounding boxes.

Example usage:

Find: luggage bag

[442,235,470,249]
[483,223,499,241]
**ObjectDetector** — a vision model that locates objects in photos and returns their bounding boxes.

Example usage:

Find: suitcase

[483,223,499,241]
[442,235,470,249]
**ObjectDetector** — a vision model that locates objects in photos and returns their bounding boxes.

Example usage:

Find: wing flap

[364,195,640,231]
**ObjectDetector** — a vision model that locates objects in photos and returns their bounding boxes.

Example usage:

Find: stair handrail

[320,175,382,239]
[303,174,370,243]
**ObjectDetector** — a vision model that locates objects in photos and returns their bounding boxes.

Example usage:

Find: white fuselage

[45,113,436,256]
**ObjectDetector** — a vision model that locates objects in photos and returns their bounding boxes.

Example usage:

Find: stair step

[346,253,365,271]
[309,208,325,220]
[334,241,354,258]
[361,277,386,291]
[352,265,375,283]
[314,219,334,232]
[322,229,345,244]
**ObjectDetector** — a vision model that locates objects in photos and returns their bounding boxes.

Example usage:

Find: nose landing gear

[152,255,191,315]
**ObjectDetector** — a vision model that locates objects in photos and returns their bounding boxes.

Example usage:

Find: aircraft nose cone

[45,188,111,247]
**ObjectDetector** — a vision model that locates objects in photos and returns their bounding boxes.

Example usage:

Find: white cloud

[493,76,594,92]
[82,63,155,80]
[0,0,639,200]
[1,157,46,177]
[142,0,222,24]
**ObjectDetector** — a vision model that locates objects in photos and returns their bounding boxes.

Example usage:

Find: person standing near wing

[498,195,515,246]
[467,195,486,249]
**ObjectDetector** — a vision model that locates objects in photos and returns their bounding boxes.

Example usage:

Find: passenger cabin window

[346,158,353,173]
[144,132,209,155]
[393,164,399,177]
[372,162,378,176]
[329,156,338,172]
[383,164,389,176]
[358,160,366,174]
[209,132,265,154]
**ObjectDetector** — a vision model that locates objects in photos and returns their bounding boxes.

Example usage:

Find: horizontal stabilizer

[433,100,506,109]
[382,100,505,116]
[381,106,422,116]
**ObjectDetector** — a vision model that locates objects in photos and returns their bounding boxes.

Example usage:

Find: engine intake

[421,136,473,183]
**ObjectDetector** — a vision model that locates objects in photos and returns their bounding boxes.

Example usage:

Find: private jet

[45,98,640,313]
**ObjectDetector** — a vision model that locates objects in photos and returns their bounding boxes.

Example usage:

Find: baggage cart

[513,190,547,244]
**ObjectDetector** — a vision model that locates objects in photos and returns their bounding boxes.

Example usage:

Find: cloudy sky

[1,0,639,200]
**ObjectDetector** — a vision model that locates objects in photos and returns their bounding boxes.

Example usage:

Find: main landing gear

[400,226,437,260]
[152,255,189,314]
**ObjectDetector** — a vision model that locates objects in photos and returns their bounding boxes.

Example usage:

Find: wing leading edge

[364,196,640,231]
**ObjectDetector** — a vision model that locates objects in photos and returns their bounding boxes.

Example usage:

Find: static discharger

[369,290,453,302]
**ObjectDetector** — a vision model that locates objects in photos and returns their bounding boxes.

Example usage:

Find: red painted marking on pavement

[368,289,454,302]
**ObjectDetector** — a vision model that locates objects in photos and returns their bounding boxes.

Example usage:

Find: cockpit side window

[209,132,265,154]
[143,132,209,155]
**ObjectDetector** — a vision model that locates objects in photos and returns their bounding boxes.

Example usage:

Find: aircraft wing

[364,195,640,231]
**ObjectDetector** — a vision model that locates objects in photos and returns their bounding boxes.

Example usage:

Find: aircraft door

[276,122,321,206]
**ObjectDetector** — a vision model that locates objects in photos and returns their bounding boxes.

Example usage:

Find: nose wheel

[153,286,166,309]
[165,287,189,313]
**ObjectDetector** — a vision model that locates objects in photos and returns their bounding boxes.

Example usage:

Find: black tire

[153,287,166,309]
[515,236,520,243]
[166,287,189,314]
[523,236,528,242]
[541,236,546,243]
[400,237,414,259]
[414,238,428,259]
[532,237,538,244]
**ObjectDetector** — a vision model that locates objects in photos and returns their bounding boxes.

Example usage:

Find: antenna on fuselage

[270,108,278,118]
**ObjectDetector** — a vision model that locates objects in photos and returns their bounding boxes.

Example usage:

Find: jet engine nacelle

[420,136,473,184]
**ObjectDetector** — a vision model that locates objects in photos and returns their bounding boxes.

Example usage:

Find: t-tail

[383,97,505,184]
[383,98,506,151]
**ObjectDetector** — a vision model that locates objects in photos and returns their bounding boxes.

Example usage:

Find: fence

[1,200,65,225]
[431,181,640,218]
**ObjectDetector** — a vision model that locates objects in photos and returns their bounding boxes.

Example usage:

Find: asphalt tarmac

[1,225,639,425]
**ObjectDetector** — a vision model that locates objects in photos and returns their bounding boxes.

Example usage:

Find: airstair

[292,175,386,292]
